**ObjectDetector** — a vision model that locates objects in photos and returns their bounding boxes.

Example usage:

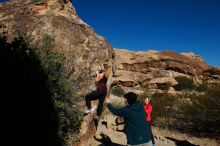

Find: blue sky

[72,0,220,67]
[0,0,7,3]
[0,0,219,66]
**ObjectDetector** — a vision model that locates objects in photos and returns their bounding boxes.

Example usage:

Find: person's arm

[106,97,126,117]
[106,103,127,117]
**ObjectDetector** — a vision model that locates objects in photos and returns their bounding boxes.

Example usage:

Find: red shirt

[144,103,152,122]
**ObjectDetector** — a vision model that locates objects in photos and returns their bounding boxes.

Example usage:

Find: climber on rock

[84,65,107,118]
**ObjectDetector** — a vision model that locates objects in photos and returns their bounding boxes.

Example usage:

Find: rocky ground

[89,95,220,146]
[90,123,219,146]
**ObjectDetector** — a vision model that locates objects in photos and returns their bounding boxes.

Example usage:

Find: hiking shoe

[90,106,97,114]
[94,115,99,120]
[84,108,91,115]
[94,115,100,127]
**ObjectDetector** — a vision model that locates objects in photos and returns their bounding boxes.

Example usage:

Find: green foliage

[174,76,196,91]
[0,33,63,145]
[158,82,172,91]
[34,35,83,144]
[19,34,83,145]
[150,84,220,137]
[197,82,209,92]
[111,85,125,97]
[179,85,220,135]
[150,93,177,128]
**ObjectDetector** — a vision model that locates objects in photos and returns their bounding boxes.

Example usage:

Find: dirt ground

[90,120,219,146]
[152,126,220,146]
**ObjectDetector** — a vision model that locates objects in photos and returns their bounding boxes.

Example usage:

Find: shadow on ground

[95,133,125,146]
[166,137,199,146]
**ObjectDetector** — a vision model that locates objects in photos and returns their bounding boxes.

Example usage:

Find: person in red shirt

[144,96,155,145]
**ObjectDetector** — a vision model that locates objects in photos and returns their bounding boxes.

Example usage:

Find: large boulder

[0,0,114,145]
[113,48,220,90]
[0,0,115,96]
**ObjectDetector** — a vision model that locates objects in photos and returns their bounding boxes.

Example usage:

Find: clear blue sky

[0,0,219,66]
[0,0,7,3]
[72,0,220,67]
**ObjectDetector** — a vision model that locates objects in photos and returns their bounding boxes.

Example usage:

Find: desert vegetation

[35,34,83,145]
[111,85,125,97]
[174,76,196,91]
[0,30,82,146]
[147,83,220,139]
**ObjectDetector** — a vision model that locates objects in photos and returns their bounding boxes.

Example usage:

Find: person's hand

[95,70,99,75]
[105,98,111,104]
[97,66,102,70]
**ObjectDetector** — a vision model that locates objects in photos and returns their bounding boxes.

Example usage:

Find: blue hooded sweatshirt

[107,102,151,145]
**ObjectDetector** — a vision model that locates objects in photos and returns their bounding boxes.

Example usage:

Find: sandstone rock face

[0,0,114,145]
[113,49,219,89]
[0,0,114,96]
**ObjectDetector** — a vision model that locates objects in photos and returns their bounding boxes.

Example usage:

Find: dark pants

[85,90,107,116]
[148,122,155,144]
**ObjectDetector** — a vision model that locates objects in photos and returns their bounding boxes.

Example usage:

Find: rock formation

[0,0,114,145]
[0,0,114,95]
[1,0,219,145]
[113,48,220,91]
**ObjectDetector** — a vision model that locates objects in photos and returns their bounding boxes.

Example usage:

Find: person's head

[98,70,108,83]
[97,64,107,73]
[144,96,151,104]
[123,92,137,105]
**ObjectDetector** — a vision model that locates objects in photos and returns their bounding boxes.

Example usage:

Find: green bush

[1,25,85,145]
[174,76,196,91]
[197,82,209,92]
[17,34,83,145]
[150,83,220,137]
[150,92,178,128]
[34,35,83,144]
[111,85,125,97]
[179,86,220,135]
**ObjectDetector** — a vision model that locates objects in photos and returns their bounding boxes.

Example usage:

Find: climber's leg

[85,91,100,111]
[96,93,107,117]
